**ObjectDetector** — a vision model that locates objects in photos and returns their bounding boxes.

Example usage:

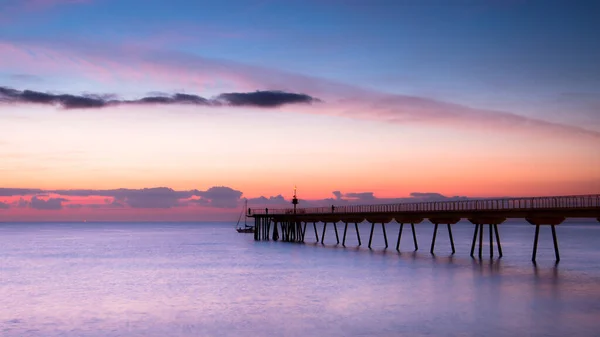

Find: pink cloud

[1,39,599,140]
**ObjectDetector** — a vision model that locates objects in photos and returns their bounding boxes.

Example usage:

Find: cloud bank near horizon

[0,187,475,212]
[0,86,320,109]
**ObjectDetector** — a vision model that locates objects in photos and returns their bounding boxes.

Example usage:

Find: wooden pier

[249,194,600,262]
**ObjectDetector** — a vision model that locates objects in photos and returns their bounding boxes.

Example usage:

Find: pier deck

[248,194,600,262]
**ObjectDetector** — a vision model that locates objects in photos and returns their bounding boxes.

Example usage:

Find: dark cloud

[30,196,68,210]
[0,188,43,196]
[332,191,342,199]
[247,195,287,205]
[52,187,193,203]
[195,186,243,208]
[0,201,9,209]
[0,87,108,108]
[216,90,319,107]
[0,86,319,109]
[112,188,192,209]
[16,198,29,208]
[67,199,125,209]
[57,94,107,109]
[409,192,453,201]
[134,93,209,105]
[344,192,376,203]
[107,198,125,208]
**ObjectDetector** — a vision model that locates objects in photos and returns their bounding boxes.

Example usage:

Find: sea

[1,220,600,337]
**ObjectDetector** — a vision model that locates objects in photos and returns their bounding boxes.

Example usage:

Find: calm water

[1,220,600,336]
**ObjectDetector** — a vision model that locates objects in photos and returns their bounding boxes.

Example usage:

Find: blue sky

[2,0,599,110]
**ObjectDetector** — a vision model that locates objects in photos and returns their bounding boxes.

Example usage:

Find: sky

[0,0,599,221]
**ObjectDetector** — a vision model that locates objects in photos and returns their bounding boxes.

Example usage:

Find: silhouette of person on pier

[331,205,335,213]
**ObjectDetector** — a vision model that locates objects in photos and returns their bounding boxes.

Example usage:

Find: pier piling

[447,224,455,254]
[430,223,438,254]
[470,224,479,257]
[494,225,503,257]
[382,223,388,248]
[396,223,404,251]
[411,223,418,251]
[368,223,375,249]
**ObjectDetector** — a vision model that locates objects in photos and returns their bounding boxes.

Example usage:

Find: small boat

[236,226,254,233]
[236,199,254,233]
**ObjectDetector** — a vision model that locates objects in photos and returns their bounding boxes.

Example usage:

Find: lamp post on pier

[292,185,298,214]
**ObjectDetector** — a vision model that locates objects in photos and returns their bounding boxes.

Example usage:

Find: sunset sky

[1,0,599,221]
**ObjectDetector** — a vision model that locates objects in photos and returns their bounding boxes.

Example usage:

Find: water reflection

[1,222,600,337]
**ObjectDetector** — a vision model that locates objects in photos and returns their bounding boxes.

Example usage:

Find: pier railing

[249,194,600,215]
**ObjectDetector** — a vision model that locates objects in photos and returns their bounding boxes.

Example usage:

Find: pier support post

[355,223,362,246]
[552,225,560,262]
[301,222,307,242]
[470,224,479,257]
[494,224,503,257]
[526,217,564,263]
[430,223,438,254]
[411,223,418,251]
[429,218,460,254]
[447,224,455,254]
[368,222,375,249]
[478,224,484,258]
[321,222,327,244]
[334,222,340,244]
[468,219,505,259]
[265,218,270,240]
[313,222,319,243]
[396,223,404,251]
[532,224,540,262]
[257,218,261,240]
[489,223,493,258]
[342,222,348,246]
[272,219,279,241]
[382,223,388,249]
[269,221,274,241]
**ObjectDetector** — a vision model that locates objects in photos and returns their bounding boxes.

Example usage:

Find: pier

[249,194,600,262]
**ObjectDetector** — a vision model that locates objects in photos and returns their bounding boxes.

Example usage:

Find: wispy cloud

[0,86,320,109]
[1,39,599,139]
[29,196,68,210]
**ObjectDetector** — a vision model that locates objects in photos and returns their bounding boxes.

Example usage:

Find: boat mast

[244,199,248,227]
[235,201,244,228]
